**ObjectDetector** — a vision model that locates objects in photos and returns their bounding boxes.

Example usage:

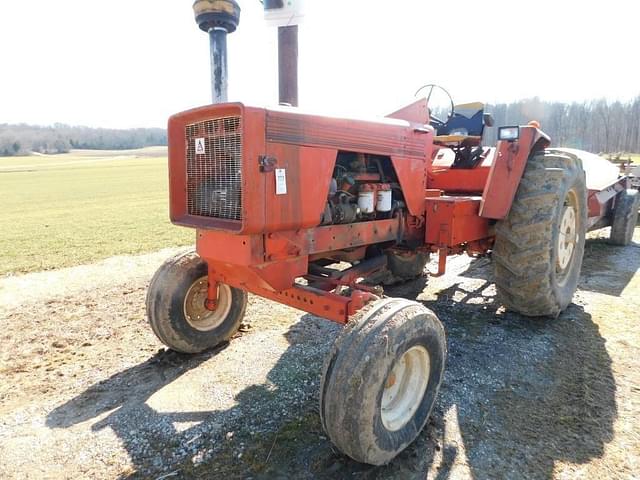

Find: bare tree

[483,95,640,153]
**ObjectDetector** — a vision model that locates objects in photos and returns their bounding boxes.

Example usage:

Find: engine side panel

[264,144,337,231]
[391,155,429,216]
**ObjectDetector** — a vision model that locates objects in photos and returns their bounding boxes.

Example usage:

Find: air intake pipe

[193,0,241,104]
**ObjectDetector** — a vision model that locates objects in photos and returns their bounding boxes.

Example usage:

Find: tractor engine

[321,152,398,226]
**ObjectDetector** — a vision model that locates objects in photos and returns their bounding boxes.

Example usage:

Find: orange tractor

[146,1,640,466]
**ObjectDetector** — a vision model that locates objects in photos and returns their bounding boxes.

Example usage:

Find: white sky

[0,0,638,128]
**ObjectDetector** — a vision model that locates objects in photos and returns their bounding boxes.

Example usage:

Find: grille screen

[185,116,243,221]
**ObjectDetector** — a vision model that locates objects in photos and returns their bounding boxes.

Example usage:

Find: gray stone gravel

[1,230,639,479]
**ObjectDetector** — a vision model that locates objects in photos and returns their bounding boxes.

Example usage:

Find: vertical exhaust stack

[263,0,303,107]
[193,0,241,104]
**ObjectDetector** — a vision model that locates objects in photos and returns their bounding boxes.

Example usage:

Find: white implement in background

[553,148,621,191]
[620,162,640,189]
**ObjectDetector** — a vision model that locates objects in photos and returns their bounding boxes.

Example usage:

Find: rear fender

[479,126,550,219]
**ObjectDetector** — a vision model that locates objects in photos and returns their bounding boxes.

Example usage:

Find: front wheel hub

[184,277,232,331]
[380,345,431,431]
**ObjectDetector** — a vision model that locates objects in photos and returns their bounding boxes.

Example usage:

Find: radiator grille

[185,116,243,221]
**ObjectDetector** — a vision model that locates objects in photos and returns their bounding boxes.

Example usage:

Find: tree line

[2,96,639,157]
[482,96,640,153]
[0,123,167,156]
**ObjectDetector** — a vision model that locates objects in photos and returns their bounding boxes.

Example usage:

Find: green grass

[0,148,193,275]
[604,152,640,164]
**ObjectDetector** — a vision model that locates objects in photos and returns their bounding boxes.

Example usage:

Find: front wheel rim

[381,345,430,431]
[183,278,232,332]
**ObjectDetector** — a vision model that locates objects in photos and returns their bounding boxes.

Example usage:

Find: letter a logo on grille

[195,138,206,155]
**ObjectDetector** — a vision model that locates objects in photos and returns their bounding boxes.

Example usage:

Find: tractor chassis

[197,195,494,324]
[197,166,630,326]
[197,217,404,324]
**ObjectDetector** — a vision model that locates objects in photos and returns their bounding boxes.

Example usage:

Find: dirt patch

[1,229,639,479]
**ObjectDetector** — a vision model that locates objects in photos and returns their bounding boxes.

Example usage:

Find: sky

[0,0,639,128]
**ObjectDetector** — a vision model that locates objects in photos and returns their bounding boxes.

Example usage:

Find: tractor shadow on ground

[46,345,230,476]
[238,268,617,480]
[188,262,615,480]
[46,318,345,479]
[45,256,617,480]
[46,347,222,429]
[410,281,615,479]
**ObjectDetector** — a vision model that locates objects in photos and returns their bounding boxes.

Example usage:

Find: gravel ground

[0,228,639,479]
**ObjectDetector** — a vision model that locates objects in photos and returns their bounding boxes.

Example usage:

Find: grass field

[2,148,637,277]
[0,148,193,275]
[605,152,640,163]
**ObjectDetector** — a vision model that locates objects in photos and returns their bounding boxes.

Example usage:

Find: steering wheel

[414,84,455,128]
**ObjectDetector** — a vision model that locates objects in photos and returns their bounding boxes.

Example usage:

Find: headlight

[498,126,519,142]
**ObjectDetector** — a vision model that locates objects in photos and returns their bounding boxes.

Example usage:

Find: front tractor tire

[320,298,446,465]
[493,150,588,317]
[146,250,248,354]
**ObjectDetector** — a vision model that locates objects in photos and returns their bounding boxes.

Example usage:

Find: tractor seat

[432,102,491,145]
[433,134,482,146]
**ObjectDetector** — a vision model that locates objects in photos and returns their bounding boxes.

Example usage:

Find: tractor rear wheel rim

[380,345,430,431]
[557,191,578,280]
[184,277,232,332]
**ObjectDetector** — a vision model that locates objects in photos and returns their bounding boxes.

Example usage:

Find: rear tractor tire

[146,250,248,354]
[320,298,446,465]
[387,250,430,282]
[493,150,588,317]
[365,250,429,286]
[609,189,640,246]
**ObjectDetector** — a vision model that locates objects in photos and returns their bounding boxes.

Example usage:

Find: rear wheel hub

[557,205,577,271]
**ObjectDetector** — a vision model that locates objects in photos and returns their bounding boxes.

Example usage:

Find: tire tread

[493,150,587,317]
